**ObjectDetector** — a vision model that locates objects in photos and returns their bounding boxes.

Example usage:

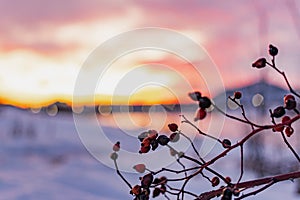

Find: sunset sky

[1,0,300,107]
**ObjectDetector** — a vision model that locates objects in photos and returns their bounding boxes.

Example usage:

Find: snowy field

[0,106,299,200]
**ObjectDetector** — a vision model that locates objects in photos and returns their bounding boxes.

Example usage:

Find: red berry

[225,176,232,183]
[194,108,207,121]
[211,176,220,187]
[234,91,242,99]
[113,141,120,152]
[131,185,141,195]
[139,145,150,154]
[282,116,291,124]
[284,94,295,102]
[273,124,284,132]
[148,130,158,140]
[252,58,267,69]
[285,127,294,137]
[138,132,149,142]
[141,173,153,188]
[168,123,178,132]
[133,164,146,173]
[284,99,296,110]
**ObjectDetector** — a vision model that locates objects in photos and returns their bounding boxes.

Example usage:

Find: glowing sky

[1,0,300,107]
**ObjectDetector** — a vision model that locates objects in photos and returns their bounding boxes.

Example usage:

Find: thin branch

[280,131,300,162]
[237,145,244,184]
[113,160,132,189]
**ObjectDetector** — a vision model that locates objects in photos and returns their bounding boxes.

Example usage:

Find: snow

[0,106,299,200]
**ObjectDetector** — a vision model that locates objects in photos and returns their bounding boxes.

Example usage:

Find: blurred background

[0,0,300,199]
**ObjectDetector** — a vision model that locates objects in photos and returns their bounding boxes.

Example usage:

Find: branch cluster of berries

[111,44,300,200]
[188,92,211,121]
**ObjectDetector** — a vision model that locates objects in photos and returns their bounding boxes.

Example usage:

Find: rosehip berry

[160,184,166,194]
[139,145,150,154]
[269,44,278,56]
[148,130,158,140]
[110,152,118,160]
[221,188,233,200]
[113,141,120,152]
[152,187,161,198]
[284,98,296,110]
[222,139,231,148]
[225,176,232,183]
[188,91,202,101]
[285,127,294,137]
[199,96,212,109]
[131,185,141,195]
[138,132,149,142]
[150,140,159,151]
[141,173,153,188]
[252,58,267,69]
[194,108,207,121]
[133,164,146,173]
[284,94,295,102]
[282,116,291,124]
[157,135,170,146]
[211,176,220,187]
[271,106,286,118]
[141,137,151,147]
[170,132,180,142]
[234,91,242,99]
[168,123,178,132]
[272,124,284,132]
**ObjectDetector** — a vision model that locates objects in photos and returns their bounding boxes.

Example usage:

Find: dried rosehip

[168,123,178,132]
[160,184,166,193]
[141,137,151,147]
[225,176,232,183]
[269,44,278,56]
[138,132,149,142]
[157,135,170,146]
[282,116,291,124]
[152,187,161,198]
[110,152,118,160]
[170,132,180,142]
[141,173,153,188]
[131,185,141,195]
[113,141,120,152]
[252,58,266,69]
[133,164,146,173]
[221,188,233,200]
[188,91,202,101]
[211,176,220,187]
[222,139,231,148]
[194,108,207,121]
[284,98,296,110]
[285,126,294,137]
[284,94,295,102]
[234,91,242,99]
[151,140,159,151]
[139,145,151,154]
[272,106,286,118]
[199,96,211,109]
[148,130,158,140]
